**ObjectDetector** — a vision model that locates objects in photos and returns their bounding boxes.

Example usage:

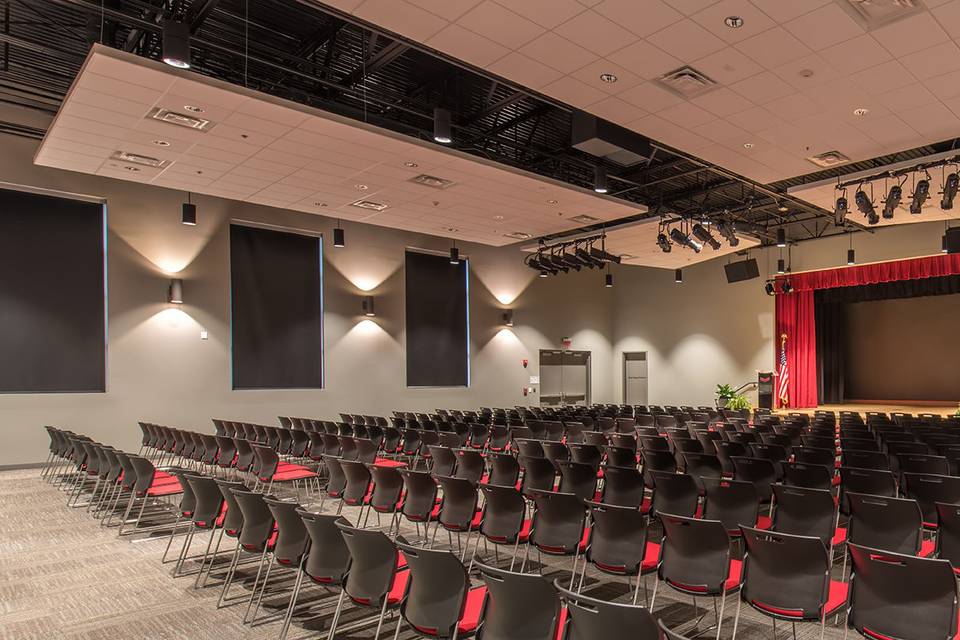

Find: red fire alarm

[523,387,529,396]
[522,359,528,368]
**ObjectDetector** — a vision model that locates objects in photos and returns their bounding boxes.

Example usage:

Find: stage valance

[774,253,960,292]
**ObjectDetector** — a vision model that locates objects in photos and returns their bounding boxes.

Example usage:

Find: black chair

[650,471,699,518]
[701,477,765,537]
[838,467,897,515]
[902,472,960,526]
[600,466,647,511]
[604,445,637,470]
[770,484,839,549]
[556,460,598,503]
[557,582,659,640]
[731,457,777,503]
[526,490,587,587]
[520,456,557,498]
[846,543,959,640]
[392,540,487,639]
[474,563,562,640]
[846,493,932,558]
[581,502,657,605]
[399,469,440,532]
[735,526,847,639]
[475,485,529,571]
[935,502,960,575]
[435,476,481,559]
[486,452,520,489]
[455,449,486,484]
[782,461,834,491]
[640,450,677,490]
[568,444,602,471]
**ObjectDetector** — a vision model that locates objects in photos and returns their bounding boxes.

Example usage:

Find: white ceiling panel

[333,0,960,183]
[36,46,645,248]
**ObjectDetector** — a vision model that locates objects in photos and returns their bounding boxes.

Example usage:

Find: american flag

[777,335,789,408]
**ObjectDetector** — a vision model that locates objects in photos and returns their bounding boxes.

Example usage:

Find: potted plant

[725,394,751,411]
[715,384,736,408]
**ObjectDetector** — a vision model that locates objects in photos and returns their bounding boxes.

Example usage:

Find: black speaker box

[724,258,760,283]
[946,227,960,254]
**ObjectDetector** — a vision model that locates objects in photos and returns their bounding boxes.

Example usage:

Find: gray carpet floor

[0,467,851,640]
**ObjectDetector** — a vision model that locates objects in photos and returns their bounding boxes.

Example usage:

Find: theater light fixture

[942,173,959,210]
[834,192,848,225]
[855,188,878,224]
[657,232,672,253]
[781,280,793,294]
[162,20,191,69]
[502,309,514,327]
[776,227,786,248]
[433,107,452,144]
[167,278,183,304]
[715,220,739,247]
[181,192,196,225]
[670,227,701,253]
[692,223,721,250]
[910,178,930,214]
[333,221,345,248]
[764,280,775,296]
[882,184,902,219]
[593,166,608,194]
[361,295,375,317]
[675,268,683,283]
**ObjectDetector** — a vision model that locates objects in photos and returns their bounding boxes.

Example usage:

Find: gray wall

[611,221,950,407]
[0,135,614,465]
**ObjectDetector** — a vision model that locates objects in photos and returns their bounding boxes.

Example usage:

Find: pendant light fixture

[333,220,345,248]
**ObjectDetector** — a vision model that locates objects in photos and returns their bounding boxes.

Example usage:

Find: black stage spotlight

[593,166,609,194]
[882,184,901,219]
[162,19,191,69]
[910,179,930,214]
[781,280,793,294]
[590,246,622,263]
[942,173,959,210]
[764,281,776,296]
[692,223,721,250]
[776,227,786,247]
[669,227,702,253]
[560,252,582,271]
[657,232,672,253]
[433,107,452,144]
[675,268,682,283]
[834,195,848,225]
[716,221,739,247]
[576,247,603,268]
[855,189,878,224]
[777,258,785,274]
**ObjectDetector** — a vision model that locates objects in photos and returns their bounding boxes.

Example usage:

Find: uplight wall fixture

[502,309,514,327]
[168,278,184,304]
[361,295,375,317]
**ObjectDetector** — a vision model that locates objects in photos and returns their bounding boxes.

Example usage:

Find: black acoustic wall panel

[0,188,105,392]
[405,250,469,387]
[724,258,760,283]
[230,224,322,389]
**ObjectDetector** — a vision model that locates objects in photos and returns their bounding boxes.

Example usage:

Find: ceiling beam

[338,39,407,87]
[187,0,220,32]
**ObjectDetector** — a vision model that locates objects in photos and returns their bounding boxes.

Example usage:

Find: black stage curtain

[0,188,105,393]
[815,274,960,404]
[405,250,469,387]
[230,224,322,389]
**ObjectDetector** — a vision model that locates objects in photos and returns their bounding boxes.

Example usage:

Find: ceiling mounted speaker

[724,258,760,283]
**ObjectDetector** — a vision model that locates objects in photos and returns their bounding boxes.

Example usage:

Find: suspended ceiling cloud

[35,45,646,247]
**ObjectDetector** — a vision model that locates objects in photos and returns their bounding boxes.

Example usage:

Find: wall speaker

[724,258,760,283]
[945,227,960,254]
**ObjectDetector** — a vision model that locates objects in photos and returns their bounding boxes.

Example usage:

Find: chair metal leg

[198,528,226,588]
[193,528,217,588]
[327,589,347,639]
[650,575,660,612]
[716,589,727,640]
[243,546,271,623]
[373,594,390,639]
[217,539,242,608]
[249,554,276,625]
[279,553,308,640]
[731,591,743,640]
[162,511,184,563]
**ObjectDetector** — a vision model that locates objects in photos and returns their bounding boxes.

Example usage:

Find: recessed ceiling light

[547,199,558,204]
[798,69,814,78]
[124,166,140,172]
[403,161,418,168]
[600,73,618,83]
[355,183,369,191]
[314,202,327,207]
[151,139,170,147]
[778,203,789,212]
[724,15,744,28]
[183,105,204,113]
[743,142,754,149]
[493,215,505,221]
[853,107,869,117]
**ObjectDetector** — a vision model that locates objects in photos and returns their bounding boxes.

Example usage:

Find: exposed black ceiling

[2,0,957,247]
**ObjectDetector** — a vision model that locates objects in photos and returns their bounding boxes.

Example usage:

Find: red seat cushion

[751,579,848,618]
[755,515,772,530]
[920,538,936,558]
[832,527,847,547]
[375,458,407,468]
[387,568,410,605]
[666,558,742,594]
[641,541,661,573]
[146,481,182,497]
[270,468,317,482]
[641,496,652,514]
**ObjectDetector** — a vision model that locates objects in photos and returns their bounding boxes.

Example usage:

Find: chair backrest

[265,497,309,564]
[436,476,480,531]
[487,453,520,488]
[839,466,897,513]
[340,459,372,506]
[557,582,658,640]
[399,469,439,522]
[782,461,833,491]
[519,456,557,497]
[478,484,525,544]
[429,445,458,477]
[585,502,648,576]
[368,465,404,513]
[185,474,224,528]
[771,484,836,547]
[568,444,602,471]
[475,563,561,640]
[600,466,646,509]
[936,502,960,571]
[336,522,401,606]
[555,460,598,503]
[529,490,586,556]
[640,449,676,489]
[514,439,545,459]
[455,449,485,484]
[903,473,960,525]
[847,492,923,555]
[740,526,832,620]
[650,472,699,518]
[232,489,276,551]
[681,453,723,481]
[214,479,246,535]
[395,541,470,638]
[847,543,959,640]
[701,477,758,535]
[322,455,347,498]
[731,456,777,502]
[659,514,732,595]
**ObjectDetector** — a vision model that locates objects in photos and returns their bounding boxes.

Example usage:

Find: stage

[778,403,959,418]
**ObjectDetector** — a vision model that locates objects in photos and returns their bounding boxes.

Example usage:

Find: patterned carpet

[0,467,852,640]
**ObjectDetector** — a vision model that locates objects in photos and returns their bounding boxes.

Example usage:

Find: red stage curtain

[772,253,960,408]
[775,289,818,408]
[776,254,960,293]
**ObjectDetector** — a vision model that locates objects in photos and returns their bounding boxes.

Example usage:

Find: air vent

[841,0,923,28]
[409,174,455,189]
[148,107,214,131]
[806,150,851,168]
[349,199,389,212]
[504,231,532,240]
[109,150,170,168]
[570,214,599,224]
[656,66,718,99]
